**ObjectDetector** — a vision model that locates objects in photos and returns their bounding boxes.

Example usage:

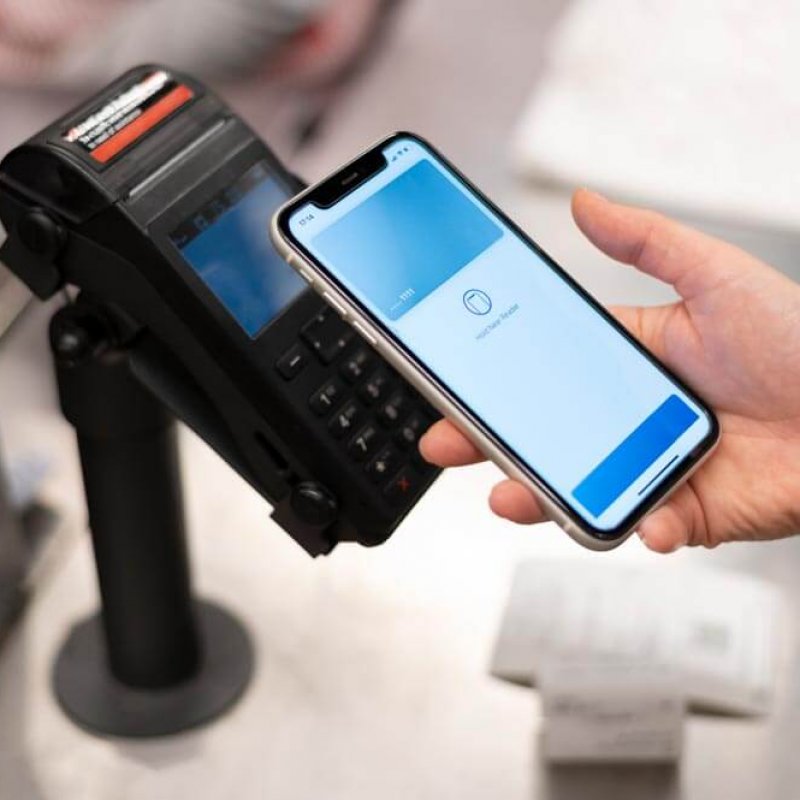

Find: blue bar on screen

[312,159,502,320]
[572,395,699,517]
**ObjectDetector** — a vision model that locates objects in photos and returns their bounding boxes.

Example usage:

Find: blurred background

[1,1,799,798]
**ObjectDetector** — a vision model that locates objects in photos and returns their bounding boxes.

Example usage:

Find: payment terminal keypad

[275,304,439,508]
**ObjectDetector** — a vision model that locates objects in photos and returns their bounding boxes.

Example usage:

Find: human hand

[419,189,800,553]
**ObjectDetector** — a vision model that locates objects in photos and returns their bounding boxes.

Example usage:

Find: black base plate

[52,600,254,738]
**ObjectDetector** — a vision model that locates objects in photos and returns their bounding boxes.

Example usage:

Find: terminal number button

[365,444,402,484]
[395,413,426,449]
[340,348,373,384]
[309,379,343,416]
[329,401,362,439]
[358,370,390,405]
[377,391,408,428]
[348,423,382,462]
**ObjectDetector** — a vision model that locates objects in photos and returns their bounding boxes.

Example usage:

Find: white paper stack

[491,560,783,715]
[539,660,684,763]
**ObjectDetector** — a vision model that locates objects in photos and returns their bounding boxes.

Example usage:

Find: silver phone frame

[270,132,720,551]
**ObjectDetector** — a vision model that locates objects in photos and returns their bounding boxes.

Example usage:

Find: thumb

[636,482,709,553]
[571,189,750,300]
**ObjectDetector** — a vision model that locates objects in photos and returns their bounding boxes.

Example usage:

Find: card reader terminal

[0,65,440,556]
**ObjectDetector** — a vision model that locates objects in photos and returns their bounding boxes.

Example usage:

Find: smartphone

[271,132,720,550]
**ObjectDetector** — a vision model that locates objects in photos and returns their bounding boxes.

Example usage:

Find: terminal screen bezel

[149,143,309,351]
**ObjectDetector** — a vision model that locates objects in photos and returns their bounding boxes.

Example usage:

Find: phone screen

[283,135,715,535]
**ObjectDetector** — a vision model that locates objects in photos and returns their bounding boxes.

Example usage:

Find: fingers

[607,304,640,337]
[636,483,708,553]
[487,475,707,545]
[606,303,672,367]
[571,188,749,300]
[419,418,485,466]
[419,424,547,524]
[637,507,689,553]
[419,416,705,547]
[485,474,707,547]
[489,479,546,524]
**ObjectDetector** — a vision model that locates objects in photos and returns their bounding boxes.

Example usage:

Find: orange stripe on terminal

[91,84,194,164]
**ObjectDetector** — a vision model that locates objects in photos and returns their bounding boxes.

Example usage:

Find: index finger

[419,418,487,467]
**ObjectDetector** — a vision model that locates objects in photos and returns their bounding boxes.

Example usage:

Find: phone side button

[322,292,349,319]
[287,254,315,284]
[298,266,316,285]
[352,320,379,347]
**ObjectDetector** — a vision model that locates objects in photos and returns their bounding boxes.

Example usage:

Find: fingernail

[417,432,431,458]
[580,187,608,202]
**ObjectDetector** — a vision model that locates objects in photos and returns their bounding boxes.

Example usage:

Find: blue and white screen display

[288,137,713,530]
[171,162,305,337]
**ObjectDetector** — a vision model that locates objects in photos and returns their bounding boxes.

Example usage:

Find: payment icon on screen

[463,289,492,315]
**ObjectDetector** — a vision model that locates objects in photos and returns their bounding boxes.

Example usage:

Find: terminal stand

[49,300,253,738]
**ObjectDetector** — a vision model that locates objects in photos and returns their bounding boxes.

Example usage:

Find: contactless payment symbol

[463,289,492,315]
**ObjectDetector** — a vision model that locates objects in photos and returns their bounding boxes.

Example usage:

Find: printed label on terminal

[62,69,195,165]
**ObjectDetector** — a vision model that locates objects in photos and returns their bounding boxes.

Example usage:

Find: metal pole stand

[49,302,253,738]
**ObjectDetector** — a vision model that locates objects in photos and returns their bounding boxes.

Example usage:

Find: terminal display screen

[171,162,305,337]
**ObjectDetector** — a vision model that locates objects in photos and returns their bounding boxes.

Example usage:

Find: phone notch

[311,149,388,208]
